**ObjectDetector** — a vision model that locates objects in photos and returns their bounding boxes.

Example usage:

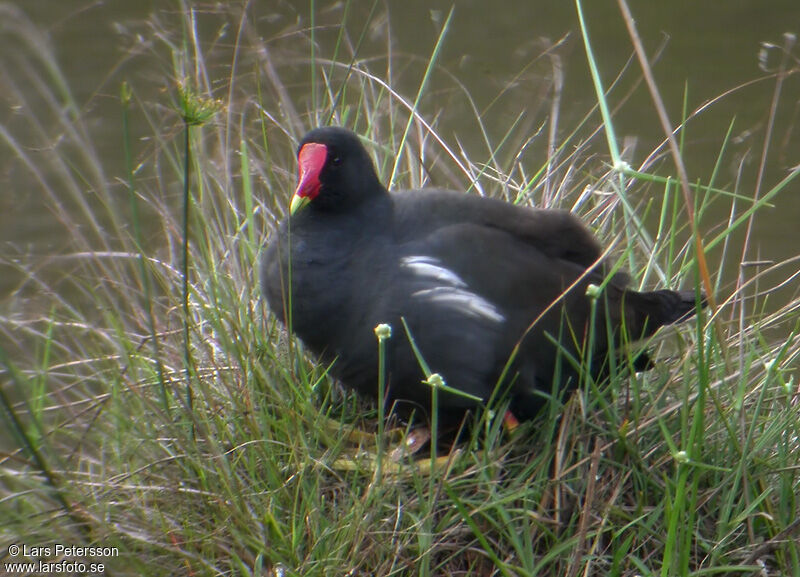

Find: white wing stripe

[412,287,506,323]
[401,255,505,324]
[400,256,467,287]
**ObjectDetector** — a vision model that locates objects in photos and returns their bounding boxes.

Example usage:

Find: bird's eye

[331,155,342,166]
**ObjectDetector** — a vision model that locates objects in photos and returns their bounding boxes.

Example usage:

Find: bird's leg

[503,410,520,432]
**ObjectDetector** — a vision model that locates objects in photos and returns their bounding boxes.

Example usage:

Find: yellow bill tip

[290,194,311,215]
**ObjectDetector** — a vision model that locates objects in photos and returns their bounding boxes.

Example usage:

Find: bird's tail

[630,289,707,332]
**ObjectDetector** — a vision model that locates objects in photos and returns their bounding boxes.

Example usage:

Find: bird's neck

[301,187,392,232]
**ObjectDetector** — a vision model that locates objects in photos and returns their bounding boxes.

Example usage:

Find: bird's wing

[385,220,626,414]
[371,244,514,412]
[393,190,609,272]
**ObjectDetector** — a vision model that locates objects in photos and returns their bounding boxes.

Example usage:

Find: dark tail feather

[631,289,707,334]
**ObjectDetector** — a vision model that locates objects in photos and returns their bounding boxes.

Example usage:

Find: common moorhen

[261,127,703,423]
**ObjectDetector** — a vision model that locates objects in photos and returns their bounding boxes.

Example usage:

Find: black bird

[261,127,703,424]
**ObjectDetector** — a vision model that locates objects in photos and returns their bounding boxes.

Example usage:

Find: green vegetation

[1,2,798,576]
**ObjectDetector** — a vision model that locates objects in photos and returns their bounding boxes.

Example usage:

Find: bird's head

[290,127,383,214]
